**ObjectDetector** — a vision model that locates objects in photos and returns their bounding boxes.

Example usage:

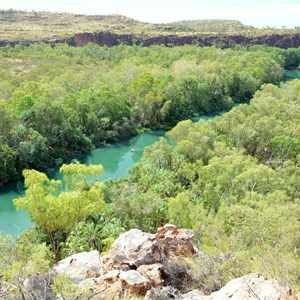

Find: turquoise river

[0,69,299,237]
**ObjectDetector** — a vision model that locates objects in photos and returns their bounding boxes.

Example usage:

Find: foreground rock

[207,273,291,300]
[176,273,291,300]
[102,228,157,270]
[137,263,164,287]
[50,226,294,300]
[51,250,102,282]
[49,224,196,298]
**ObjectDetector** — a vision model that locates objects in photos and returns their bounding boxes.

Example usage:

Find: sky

[0,0,299,28]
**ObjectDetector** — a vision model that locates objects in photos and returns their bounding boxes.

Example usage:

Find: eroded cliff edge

[1,31,300,48]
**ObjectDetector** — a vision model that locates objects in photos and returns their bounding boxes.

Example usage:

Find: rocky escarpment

[66,31,300,48]
[0,31,300,48]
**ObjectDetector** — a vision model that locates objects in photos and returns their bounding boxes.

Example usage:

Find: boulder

[52,250,102,282]
[176,273,292,300]
[209,273,291,300]
[102,229,158,270]
[88,269,151,299]
[179,273,292,300]
[137,263,164,287]
[81,269,150,298]
[23,275,55,300]
[103,224,197,271]
[119,270,150,296]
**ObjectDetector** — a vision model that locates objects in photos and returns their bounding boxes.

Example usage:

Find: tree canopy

[14,163,105,261]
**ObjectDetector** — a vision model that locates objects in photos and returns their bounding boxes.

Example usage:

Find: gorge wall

[1,31,300,48]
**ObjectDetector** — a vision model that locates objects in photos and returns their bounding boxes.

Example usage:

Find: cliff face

[66,32,300,48]
[1,31,300,48]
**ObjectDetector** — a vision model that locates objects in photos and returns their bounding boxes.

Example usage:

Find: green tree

[13,95,37,117]
[0,100,14,138]
[10,125,50,170]
[20,100,92,154]
[14,163,105,262]
[168,192,198,228]
[0,143,17,183]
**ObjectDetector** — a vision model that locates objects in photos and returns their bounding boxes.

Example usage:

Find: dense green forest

[1,77,299,297]
[1,43,300,184]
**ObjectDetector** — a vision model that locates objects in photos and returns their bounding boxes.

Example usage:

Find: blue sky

[0,0,299,28]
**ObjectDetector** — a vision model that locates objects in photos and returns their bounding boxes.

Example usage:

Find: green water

[1,70,298,237]
[0,181,32,236]
[191,109,228,122]
[283,70,300,81]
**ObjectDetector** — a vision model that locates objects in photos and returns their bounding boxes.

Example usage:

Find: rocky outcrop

[1,31,300,49]
[48,224,197,298]
[66,31,134,47]
[103,224,197,272]
[57,31,300,49]
[49,226,295,300]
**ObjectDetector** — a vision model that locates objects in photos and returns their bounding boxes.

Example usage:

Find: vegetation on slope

[0,9,299,42]
[0,9,154,41]
[165,19,252,32]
